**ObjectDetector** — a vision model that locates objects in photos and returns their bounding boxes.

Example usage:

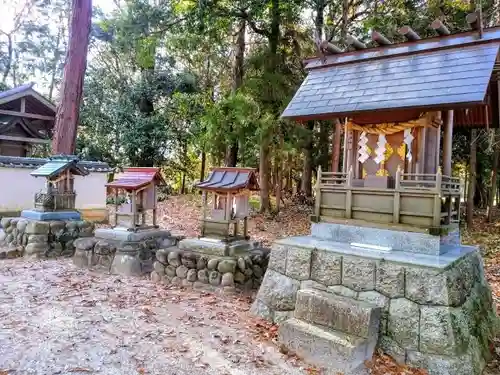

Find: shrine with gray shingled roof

[251,14,499,375]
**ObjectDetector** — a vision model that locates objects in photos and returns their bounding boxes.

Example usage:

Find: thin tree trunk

[488,130,499,221]
[200,151,206,182]
[259,140,271,213]
[276,133,284,212]
[332,118,342,172]
[225,19,245,167]
[1,34,13,84]
[51,0,92,154]
[467,129,477,227]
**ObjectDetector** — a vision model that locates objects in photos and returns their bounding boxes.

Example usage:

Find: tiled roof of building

[106,167,164,190]
[0,155,111,173]
[196,167,259,192]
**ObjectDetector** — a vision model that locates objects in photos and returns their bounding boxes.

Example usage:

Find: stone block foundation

[0,216,94,259]
[150,246,270,293]
[251,235,498,375]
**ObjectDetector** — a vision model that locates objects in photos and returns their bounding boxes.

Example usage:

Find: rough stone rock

[74,237,97,251]
[285,246,312,280]
[0,230,6,243]
[218,259,236,274]
[49,221,66,236]
[0,250,5,259]
[243,279,254,290]
[234,271,245,284]
[252,264,263,278]
[358,291,390,312]
[237,257,246,272]
[406,349,475,375]
[187,269,197,282]
[16,220,28,233]
[222,286,236,295]
[1,217,12,228]
[4,226,13,234]
[21,234,28,246]
[51,243,63,256]
[167,251,181,267]
[151,271,162,283]
[27,234,49,245]
[5,233,13,243]
[196,256,207,270]
[445,256,475,307]
[26,221,50,235]
[159,238,176,248]
[274,311,293,324]
[110,254,141,276]
[176,265,189,278]
[301,280,328,291]
[405,267,448,305]
[165,265,177,277]
[181,254,197,269]
[342,256,376,291]
[207,258,219,270]
[328,285,358,298]
[181,279,193,288]
[378,336,406,365]
[419,305,470,356]
[250,299,274,321]
[6,248,21,259]
[388,298,420,350]
[156,249,168,263]
[24,243,50,256]
[375,262,405,298]
[243,268,253,277]
[310,249,342,286]
[198,269,209,283]
[255,269,300,311]
[73,249,90,268]
[221,272,235,287]
[268,244,287,273]
[244,255,253,268]
[209,271,221,286]
[153,261,165,275]
[252,254,263,265]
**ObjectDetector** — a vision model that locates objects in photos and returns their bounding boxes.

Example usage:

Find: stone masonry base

[251,238,498,375]
[0,216,94,259]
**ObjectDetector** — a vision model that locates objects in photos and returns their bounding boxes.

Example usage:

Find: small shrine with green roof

[21,154,88,221]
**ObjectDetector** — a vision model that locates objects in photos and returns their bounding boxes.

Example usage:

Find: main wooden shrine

[283,18,498,233]
[252,15,499,375]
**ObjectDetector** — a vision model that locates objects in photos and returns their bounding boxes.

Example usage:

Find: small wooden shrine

[196,167,259,241]
[31,155,88,212]
[283,18,500,232]
[106,167,164,231]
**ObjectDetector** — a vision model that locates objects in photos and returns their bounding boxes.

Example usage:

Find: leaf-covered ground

[1,195,498,375]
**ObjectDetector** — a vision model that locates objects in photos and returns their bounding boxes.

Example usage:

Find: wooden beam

[320,40,343,54]
[431,19,450,35]
[20,97,26,113]
[443,110,454,176]
[398,26,421,41]
[0,135,50,144]
[0,109,54,121]
[467,11,481,30]
[371,30,392,45]
[346,35,366,50]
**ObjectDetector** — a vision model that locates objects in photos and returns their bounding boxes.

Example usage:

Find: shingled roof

[106,167,164,191]
[196,167,259,192]
[282,26,500,121]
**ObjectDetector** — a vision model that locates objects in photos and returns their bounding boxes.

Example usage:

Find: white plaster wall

[0,167,108,211]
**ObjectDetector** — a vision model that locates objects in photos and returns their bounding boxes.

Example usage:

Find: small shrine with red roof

[106,167,164,231]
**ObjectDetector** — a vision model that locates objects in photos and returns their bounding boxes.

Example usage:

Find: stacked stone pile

[150,247,270,292]
[0,217,93,259]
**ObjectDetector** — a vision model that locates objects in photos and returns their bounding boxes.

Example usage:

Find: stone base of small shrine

[20,209,82,221]
[0,216,94,259]
[251,224,498,375]
[178,237,260,257]
[151,244,270,293]
[73,227,179,276]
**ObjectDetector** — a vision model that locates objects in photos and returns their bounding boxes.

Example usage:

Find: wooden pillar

[345,128,354,174]
[114,189,118,227]
[342,120,348,172]
[152,186,157,227]
[225,192,232,221]
[131,191,137,229]
[443,110,454,176]
[417,127,427,174]
[332,119,342,172]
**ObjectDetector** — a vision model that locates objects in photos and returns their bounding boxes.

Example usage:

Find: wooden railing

[315,166,462,228]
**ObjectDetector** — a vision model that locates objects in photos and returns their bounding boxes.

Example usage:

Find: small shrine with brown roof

[196,167,259,241]
[106,167,164,231]
[251,14,498,375]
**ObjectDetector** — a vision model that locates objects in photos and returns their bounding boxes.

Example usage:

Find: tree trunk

[259,140,271,213]
[488,130,499,221]
[51,0,92,155]
[200,150,206,182]
[276,134,284,212]
[225,19,246,167]
[467,129,477,227]
[301,121,315,196]
[1,34,13,84]
[332,118,342,172]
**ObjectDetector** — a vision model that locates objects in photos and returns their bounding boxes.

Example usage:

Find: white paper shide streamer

[404,128,414,161]
[374,134,387,164]
[357,131,369,163]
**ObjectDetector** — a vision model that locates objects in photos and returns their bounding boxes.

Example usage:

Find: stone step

[278,318,374,374]
[294,288,381,338]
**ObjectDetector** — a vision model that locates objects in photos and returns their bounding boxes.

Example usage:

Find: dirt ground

[0,258,315,375]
